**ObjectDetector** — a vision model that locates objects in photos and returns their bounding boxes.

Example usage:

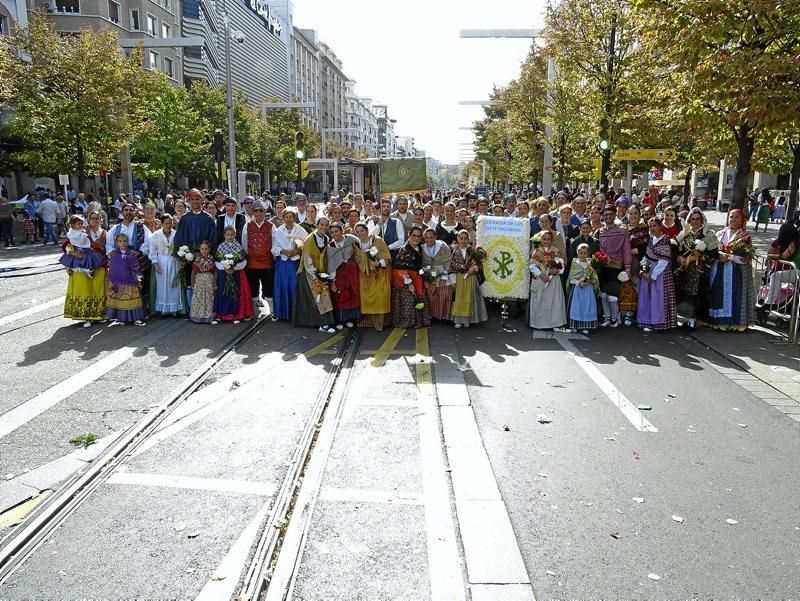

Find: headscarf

[728,209,747,232]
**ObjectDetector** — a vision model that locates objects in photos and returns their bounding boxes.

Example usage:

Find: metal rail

[237,329,361,601]
[756,258,799,343]
[0,315,270,583]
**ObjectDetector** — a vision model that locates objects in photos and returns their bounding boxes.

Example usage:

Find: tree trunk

[683,165,693,202]
[76,133,85,193]
[788,139,800,222]
[730,125,754,211]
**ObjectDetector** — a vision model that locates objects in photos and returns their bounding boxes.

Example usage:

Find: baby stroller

[756,258,798,326]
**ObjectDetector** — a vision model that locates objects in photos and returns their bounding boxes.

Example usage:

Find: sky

[292,0,548,165]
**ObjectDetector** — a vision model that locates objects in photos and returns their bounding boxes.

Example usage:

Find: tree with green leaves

[634,0,800,210]
[546,0,640,188]
[4,12,148,188]
[131,73,210,186]
[258,103,320,187]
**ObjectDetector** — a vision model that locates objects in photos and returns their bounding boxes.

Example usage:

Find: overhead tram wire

[0,317,360,584]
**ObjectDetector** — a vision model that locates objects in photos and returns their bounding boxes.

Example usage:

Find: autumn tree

[4,12,147,188]
[634,0,800,209]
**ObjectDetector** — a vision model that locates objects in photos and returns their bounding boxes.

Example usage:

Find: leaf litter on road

[726,518,739,525]
[633,497,645,504]
[537,414,552,424]
[672,515,684,523]
[648,573,661,581]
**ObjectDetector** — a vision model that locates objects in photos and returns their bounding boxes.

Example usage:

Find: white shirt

[240,218,270,251]
[223,213,238,229]
[107,219,149,253]
[147,229,175,261]
[37,198,63,223]
[272,223,307,261]
[67,228,90,248]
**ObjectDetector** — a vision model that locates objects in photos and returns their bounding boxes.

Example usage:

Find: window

[161,22,170,38]
[148,50,159,70]
[147,14,157,36]
[163,56,174,78]
[159,0,172,11]
[129,9,140,30]
[0,15,7,35]
[56,0,80,13]
[107,0,120,23]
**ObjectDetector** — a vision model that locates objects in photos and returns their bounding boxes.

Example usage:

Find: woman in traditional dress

[598,205,633,327]
[707,209,755,331]
[449,230,488,328]
[213,226,254,324]
[566,242,600,334]
[588,206,603,235]
[142,203,161,235]
[148,214,187,316]
[327,223,364,328]
[355,222,391,331]
[619,204,649,326]
[299,203,318,235]
[528,229,567,330]
[637,217,678,332]
[64,211,108,328]
[293,216,336,333]
[189,241,216,324]
[411,207,426,231]
[462,214,477,247]
[421,228,454,321]
[271,209,307,321]
[391,226,431,329]
[674,207,717,329]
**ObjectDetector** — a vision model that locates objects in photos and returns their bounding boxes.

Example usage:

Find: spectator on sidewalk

[37,193,64,245]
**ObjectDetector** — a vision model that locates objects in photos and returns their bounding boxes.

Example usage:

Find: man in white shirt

[295,193,309,223]
[36,193,64,245]
[370,199,405,260]
[391,195,414,231]
[107,203,150,255]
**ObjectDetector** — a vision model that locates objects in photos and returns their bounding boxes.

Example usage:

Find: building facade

[30,0,182,81]
[181,0,292,105]
[318,40,347,146]
[0,0,25,35]
[373,103,397,159]
[345,81,378,158]
[290,26,319,130]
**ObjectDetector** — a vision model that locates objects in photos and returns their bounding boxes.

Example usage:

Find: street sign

[58,174,69,185]
[475,186,488,198]
[613,148,678,162]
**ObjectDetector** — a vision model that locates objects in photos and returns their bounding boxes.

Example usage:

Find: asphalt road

[0,239,798,600]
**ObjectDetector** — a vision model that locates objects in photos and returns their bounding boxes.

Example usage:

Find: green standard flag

[380,158,427,193]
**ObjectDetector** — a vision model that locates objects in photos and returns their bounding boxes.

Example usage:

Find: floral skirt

[65,268,107,321]
[106,279,145,323]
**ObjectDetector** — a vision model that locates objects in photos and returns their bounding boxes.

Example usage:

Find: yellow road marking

[415,328,432,387]
[0,490,52,530]
[359,350,417,356]
[370,328,406,368]
[302,332,345,360]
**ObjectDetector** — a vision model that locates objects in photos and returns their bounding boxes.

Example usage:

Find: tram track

[0,314,276,584]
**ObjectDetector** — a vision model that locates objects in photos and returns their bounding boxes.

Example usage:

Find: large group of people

[45,184,799,335]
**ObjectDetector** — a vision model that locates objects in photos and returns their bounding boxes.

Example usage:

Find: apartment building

[319,40,347,146]
[373,103,397,159]
[289,26,319,130]
[345,81,378,158]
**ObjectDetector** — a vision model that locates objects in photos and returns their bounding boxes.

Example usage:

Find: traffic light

[295,131,305,160]
[213,129,224,163]
[598,118,611,152]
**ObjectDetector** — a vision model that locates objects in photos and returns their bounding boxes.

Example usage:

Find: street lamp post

[459,28,556,195]
[222,9,238,199]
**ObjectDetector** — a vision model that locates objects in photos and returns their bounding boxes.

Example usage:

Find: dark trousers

[0,219,13,244]
[246,267,274,299]
[36,217,44,238]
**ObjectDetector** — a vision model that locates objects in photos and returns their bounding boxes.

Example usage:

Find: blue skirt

[273,259,298,320]
[568,284,598,329]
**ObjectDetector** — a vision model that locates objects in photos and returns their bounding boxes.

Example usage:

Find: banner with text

[476,216,530,300]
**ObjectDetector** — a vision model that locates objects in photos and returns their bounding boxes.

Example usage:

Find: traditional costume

[106,249,145,323]
[391,242,431,329]
[241,215,275,303]
[64,228,107,323]
[357,235,392,331]
[189,255,215,323]
[271,222,307,320]
[213,239,254,321]
[449,244,488,326]
[598,222,632,325]
[674,209,717,325]
[421,240,454,320]
[707,211,755,330]
[566,258,600,331]
[293,232,335,329]
[619,222,649,323]
[528,243,567,329]
[637,234,677,330]
[148,227,187,315]
[327,234,364,325]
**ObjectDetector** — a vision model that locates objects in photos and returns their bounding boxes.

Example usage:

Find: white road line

[434,358,533,598]
[318,486,424,505]
[0,296,65,327]
[195,501,273,601]
[554,334,659,433]
[106,472,276,496]
[0,254,61,269]
[417,359,468,600]
[0,320,184,440]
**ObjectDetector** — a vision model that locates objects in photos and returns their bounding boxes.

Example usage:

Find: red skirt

[332,260,361,310]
